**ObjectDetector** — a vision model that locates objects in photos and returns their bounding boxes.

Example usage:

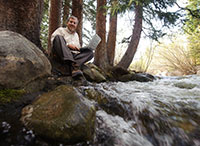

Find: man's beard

[68,26,76,33]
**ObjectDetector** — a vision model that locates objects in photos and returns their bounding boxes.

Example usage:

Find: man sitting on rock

[50,16,93,78]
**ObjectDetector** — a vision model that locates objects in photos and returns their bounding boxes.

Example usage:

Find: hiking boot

[72,63,83,78]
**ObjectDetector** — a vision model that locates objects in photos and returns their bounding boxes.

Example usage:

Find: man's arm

[67,44,80,51]
[67,32,81,51]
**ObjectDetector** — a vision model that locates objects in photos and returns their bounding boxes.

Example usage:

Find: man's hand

[67,44,80,51]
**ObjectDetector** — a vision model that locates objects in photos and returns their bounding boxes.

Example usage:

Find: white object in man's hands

[88,34,101,50]
[82,34,101,51]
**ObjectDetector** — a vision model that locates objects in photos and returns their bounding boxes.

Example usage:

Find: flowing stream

[92,75,200,146]
[1,75,200,146]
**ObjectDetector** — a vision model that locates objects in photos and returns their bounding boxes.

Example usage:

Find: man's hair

[67,15,79,24]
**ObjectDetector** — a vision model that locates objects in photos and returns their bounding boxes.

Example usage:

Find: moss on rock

[21,85,96,144]
[0,89,26,104]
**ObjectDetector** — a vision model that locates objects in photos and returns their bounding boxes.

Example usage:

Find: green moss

[0,89,26,104]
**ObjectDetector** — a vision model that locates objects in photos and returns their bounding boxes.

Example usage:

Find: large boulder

[82,63,106,83]
[20,85,96,144]
[0,31,51,89]
[109,67,155,82]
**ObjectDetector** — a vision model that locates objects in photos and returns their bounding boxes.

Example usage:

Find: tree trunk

[62,0,70,27]
[117,4,143,69]
[72,0,83,46]
[94,0,109,69]
[0,0,44,49]
[47,0,62,51]
[107,0,118,66]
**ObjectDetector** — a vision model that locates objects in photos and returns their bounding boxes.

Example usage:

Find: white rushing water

[94,75,200,146]
[97,75,200,114]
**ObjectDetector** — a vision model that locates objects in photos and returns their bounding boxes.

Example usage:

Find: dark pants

[52,35,93,67]
[51,35,93,75]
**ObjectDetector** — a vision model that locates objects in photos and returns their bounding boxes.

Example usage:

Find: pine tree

[94,0,109,69]
[47,0,62,51]
[0,0,44,49]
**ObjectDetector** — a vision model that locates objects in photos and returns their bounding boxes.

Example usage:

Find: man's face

[67,18,78,33]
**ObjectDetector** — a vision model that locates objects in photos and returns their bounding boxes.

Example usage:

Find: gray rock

[82,63,106,83]
[0,31,51,89]
[20,85,96,144]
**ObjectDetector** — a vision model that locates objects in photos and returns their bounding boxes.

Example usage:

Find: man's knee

[54,35,64,42]
[52,35,67,50]
[89,50,94,59]
[85,50,94,62]
[82,48,94,59]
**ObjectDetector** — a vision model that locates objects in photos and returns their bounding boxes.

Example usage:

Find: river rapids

[1,75,200,146]
[90,75,200,146]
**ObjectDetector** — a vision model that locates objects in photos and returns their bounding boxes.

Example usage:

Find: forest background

[1,0,199,76]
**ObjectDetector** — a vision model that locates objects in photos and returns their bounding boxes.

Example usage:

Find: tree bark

[0,0,44,49]
[72,0,83,46]
[62,0,70,27]
[47,0,62,51]
[107,0,118,66]
[94,0,109,69]
[117,4,143,69]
